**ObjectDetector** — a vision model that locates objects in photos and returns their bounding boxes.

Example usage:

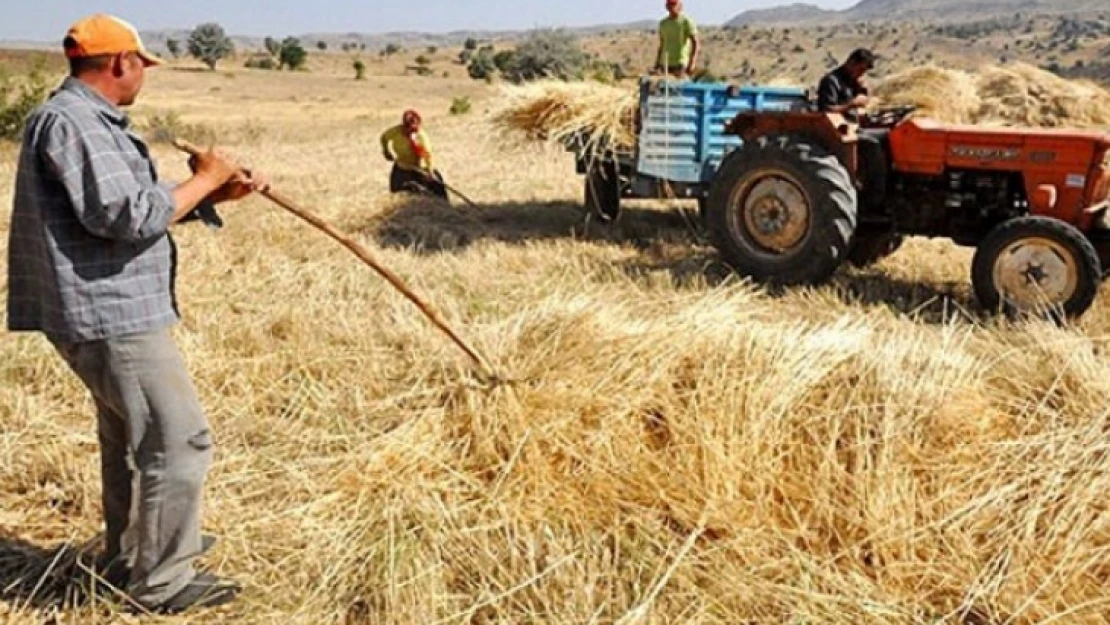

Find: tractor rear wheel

[705,135,858,286]
[972,216,1102,321]
[585,158,621,222]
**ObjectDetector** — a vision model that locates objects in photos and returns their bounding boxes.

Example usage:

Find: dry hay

[874,62,1110,128]
[869,65,981,124]
[487,80,639,157]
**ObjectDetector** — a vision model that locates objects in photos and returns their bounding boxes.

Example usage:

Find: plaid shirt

[6,77,182,344]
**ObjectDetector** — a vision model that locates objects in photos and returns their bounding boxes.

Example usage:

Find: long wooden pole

[172,138,493,375]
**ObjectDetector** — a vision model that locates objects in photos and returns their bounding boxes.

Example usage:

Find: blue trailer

[568,76,811,220]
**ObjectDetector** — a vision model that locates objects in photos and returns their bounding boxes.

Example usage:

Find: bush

[188,23,234,70]
[450,96,472,115]
[140,111,218,146]
[467,49,497,81]
[493,50,516,73]
[279,38,308,70]
[244,55,277,70]
[415,54,431,66]
[0,69,49,141]
[500,29,588,83]
[353,59,366,80]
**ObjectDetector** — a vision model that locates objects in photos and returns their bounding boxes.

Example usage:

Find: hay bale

[871,65,981,124]
[874,62,1110,128]
[487,80,639,157]
[975,63,1110,128]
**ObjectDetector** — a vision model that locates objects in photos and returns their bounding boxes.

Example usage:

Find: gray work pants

[50,328,212,606]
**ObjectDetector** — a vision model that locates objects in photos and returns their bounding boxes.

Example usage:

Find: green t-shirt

[658,14,697,67]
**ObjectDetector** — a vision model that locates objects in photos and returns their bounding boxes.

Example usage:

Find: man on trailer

[654,0,700,79]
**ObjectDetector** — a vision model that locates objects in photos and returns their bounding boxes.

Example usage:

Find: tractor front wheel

[972,216,1102,321]
[705,135,858,286]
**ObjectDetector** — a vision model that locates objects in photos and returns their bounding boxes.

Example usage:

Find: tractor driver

[816,48,874,119]
[817,49,888,210]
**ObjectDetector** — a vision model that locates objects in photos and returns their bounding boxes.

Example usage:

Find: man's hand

[851,94,870,108]
[209,170,271,204]
[189,152,270,204]
[383,149,395,162]
[189,148,239,189]
[685,63,696,77]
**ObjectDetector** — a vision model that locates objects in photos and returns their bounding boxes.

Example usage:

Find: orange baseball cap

[63,14,165,67]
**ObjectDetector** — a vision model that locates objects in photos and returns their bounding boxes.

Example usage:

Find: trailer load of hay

[873,62,1110,128]
[487,80,639,157]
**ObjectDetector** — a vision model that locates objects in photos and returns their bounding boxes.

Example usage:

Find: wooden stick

[396,162,481,210]
[172,138,493,375]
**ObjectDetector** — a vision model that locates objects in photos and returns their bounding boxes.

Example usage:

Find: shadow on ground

[0,533,106,611]
[363,195,704,254]
[365,194,987,325]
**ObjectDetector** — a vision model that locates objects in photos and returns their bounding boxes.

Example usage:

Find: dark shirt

[816,66,866,112]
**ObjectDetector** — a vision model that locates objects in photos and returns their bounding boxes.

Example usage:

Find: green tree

[464,37,479,51]
[415,54,431,66]
[188,22,234,70]
[166,38,181,59]
[279,37,308,70]
[383,43,402,56]
[353,59,366,80]
[317,41,328,51]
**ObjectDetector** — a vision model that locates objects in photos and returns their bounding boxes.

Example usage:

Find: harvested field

[3,58,1110,625]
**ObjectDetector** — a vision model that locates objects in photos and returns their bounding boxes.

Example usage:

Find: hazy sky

[3,0,858,41]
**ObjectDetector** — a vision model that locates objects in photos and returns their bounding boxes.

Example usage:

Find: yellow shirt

[380,125,433,170]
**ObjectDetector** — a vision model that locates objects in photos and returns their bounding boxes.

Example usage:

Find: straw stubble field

[3,65,1110,624]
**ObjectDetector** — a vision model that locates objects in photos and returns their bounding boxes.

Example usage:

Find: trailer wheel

[972,216,1101,322]
[705,134,857,286]
[585,158,621,222]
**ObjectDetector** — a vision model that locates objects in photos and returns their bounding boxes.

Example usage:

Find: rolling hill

[730,0,1108,25]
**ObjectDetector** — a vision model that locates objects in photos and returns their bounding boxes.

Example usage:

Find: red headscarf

[402,109,430,163]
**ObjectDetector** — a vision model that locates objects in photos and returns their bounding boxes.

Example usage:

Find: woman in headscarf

[380,109,448,200]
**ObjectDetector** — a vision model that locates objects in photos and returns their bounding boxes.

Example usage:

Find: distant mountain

[728,3,838,26]
[729,0,1108,26]
[0,21,659,54]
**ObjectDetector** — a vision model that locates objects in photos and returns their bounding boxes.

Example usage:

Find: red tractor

[704,106,1110,320]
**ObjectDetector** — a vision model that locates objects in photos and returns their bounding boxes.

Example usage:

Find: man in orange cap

[6,13,266,615]
[654,0,700,78]
[380,109,449,200]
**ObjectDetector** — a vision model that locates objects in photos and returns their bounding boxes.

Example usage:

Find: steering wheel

[863,105,918,128]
